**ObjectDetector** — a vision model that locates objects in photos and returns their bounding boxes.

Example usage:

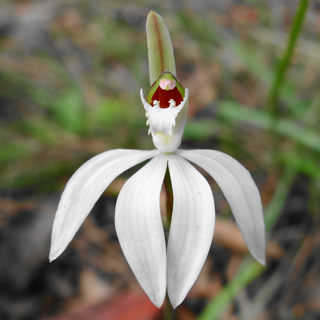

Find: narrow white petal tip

[168,292,184,309]
[49,240,65,262]
[260,258,266,266]
[168,280,193,308]
[150,292,166,309]
[49,237,65,263]
[49,254,60,263]
[49,244,66,262]
[48,251,57,263]
[255,251,266,266]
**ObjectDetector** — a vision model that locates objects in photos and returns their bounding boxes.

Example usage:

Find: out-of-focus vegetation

[2,1,320,191]
[1,0,320,319]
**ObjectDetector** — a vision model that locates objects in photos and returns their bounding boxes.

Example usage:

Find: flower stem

[267,0,309,164]
[163,168,174,320]
[165,293,174,320]
[164,168,173,234]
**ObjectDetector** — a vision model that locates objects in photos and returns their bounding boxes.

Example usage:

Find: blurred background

[1,0,320,319]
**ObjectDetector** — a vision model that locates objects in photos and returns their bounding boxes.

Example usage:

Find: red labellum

[151,86,183,109]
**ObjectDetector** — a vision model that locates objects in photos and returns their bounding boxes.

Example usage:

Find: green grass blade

[219,101,320,154]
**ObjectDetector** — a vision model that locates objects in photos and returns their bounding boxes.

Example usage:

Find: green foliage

[226,40,310,118]
[0,142,30,165]
[198,258,265,320]
[218,101,320,154]
[99,18,145,64]
[89,97,142,134]
[48,89,86,134]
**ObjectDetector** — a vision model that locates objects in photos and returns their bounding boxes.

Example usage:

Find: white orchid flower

[49,11,265,309]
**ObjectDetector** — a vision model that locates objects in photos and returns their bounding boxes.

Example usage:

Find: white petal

[115,153,168,308]
[178,149,266,265]
[49,149,159,262]
[167,154,215,308]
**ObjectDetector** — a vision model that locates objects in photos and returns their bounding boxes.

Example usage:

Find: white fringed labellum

[141,71,189,153]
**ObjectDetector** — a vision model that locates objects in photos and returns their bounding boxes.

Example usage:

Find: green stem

[164,168,173,235]
[165,293,174,320]
[197,260,264,320]
[163,168,174,320]
[267,0,309,118]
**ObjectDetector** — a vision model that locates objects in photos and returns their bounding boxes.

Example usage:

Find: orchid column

[49,10,266,313]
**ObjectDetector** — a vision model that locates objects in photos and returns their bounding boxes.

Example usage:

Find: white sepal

[115,153,168,308]
[49,149,159,262]
[167,153,215,308]
[140,89,189,153]
[178,149,266,265]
